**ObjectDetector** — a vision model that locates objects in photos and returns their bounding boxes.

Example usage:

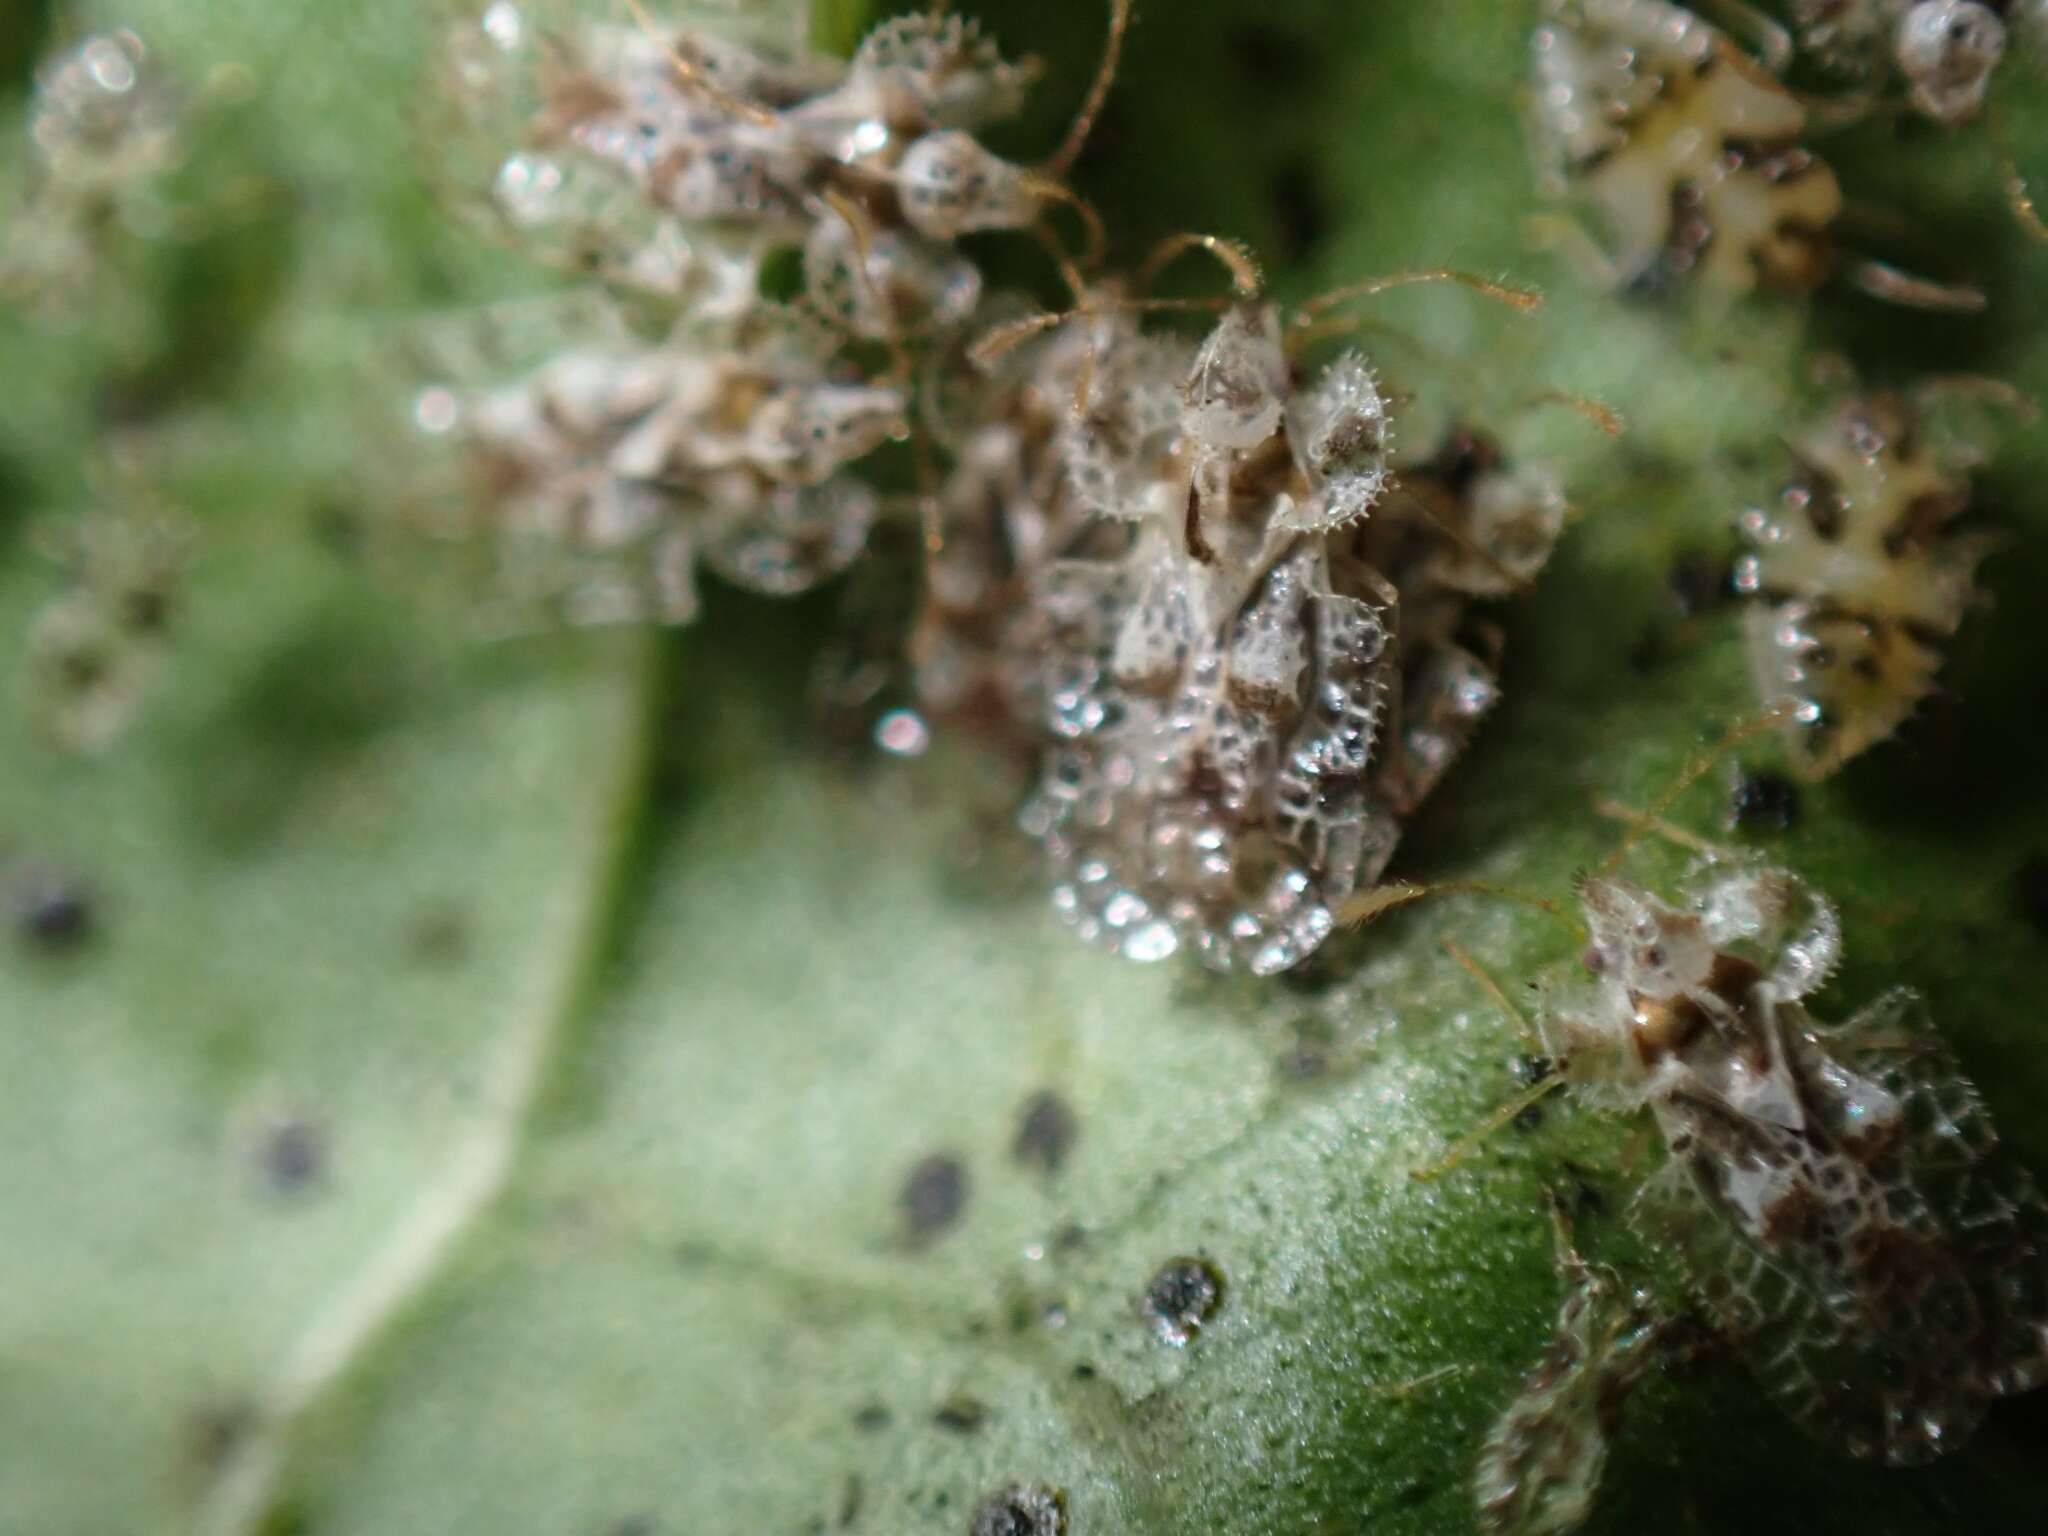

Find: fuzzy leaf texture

[3,2,2047,1534]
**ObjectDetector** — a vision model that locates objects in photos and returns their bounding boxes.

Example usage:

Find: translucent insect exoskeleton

[409,296,904,627]
[1735,385,2010,778]
[1527,0,1984,308]
[1349,428,1571,820]
[1474,1218,1669,1536]
[1561,862,2048,1465]
[1336,693,2048,1473]
[982,255,1570,974]
[1892,0,2012,119]
[435,1,813,306]
[1397,827,2048,1473]
[799,215,985,343]
[433,1,1119,328]
[902,305,1124,728]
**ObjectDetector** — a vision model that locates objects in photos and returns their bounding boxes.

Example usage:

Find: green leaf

[5,3,2048,1536]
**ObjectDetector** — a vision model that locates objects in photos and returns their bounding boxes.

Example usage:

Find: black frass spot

[1142,1256,1226,1346]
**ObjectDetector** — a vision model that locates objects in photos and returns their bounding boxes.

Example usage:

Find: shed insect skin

[436,2,1117,323]
[417,302,907,629]
[424,4,1140,637]
[1790,0,2035,125]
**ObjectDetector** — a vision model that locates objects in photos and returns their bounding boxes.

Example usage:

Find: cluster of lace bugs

[1530,3,2043,774]
[1340,717,2048,1530]
[438,0,1117,317]
[0,5,2038,1530]
[409,290,911,626]
[362,7,2048,1534]
[422,0,1602,971]
[418,0,1130,625]
[1527,0,2047,310]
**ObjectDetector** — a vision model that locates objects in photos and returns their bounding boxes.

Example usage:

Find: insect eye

[1642,945,1667,970]
[1581,946,1607,975]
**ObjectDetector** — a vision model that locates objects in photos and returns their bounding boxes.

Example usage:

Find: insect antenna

[1521,389,1625,438]
[1336,878,1583,939]
[966,293,1228,369]
[1444,938,1548,1055]
[1413,1076,1566,1180]
[1588,796,1725,858]
[1410,942,1573,1180]
[1279,309,1383,359]
[1843,258,1987,314]
[1594,703,1796,877]
[1018,170,1108,268]
[1989,108,2048,244]
[1028,222,1095,310]
[1045,0,1132,179]
[621,0,779,127]
[1294,268,1544,322]
[1134,231,1264,298]
[1360,1363,1470,1398]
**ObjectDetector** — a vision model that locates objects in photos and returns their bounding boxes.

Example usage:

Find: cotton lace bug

[964,250,1590,973]
[1345,718,2048,1480]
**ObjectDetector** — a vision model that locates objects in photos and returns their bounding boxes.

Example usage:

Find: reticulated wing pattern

[1635,988,2048,1464]
[1793,989,2048,1399]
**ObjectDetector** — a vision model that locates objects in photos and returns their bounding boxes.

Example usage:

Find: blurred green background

[3,3,2047,1534]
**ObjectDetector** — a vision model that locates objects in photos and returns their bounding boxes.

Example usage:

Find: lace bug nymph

[1531,0,1844,300]
[1736,387,2006,778]
[1528,0,1989,307]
